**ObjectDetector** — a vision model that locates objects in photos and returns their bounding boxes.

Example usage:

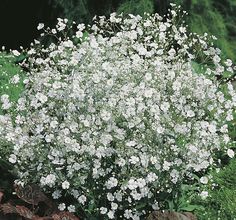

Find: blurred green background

[53,0,236,61]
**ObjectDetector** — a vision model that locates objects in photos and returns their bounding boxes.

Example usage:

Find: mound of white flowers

[0,6,235,219]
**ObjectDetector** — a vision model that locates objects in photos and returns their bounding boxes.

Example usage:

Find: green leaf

[167,200,175,211]
[135,202,147,210]
[180,204,204,211]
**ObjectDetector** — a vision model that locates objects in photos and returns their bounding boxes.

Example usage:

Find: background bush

[49,0,236,61]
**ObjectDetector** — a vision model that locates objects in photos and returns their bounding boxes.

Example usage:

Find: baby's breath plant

[0,5,235,220]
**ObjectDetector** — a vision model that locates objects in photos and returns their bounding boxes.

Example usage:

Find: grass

[194,158,236,220]
[0,52,25,103]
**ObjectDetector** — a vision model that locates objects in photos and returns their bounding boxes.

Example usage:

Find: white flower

[159,23,167,32]
[145,73,152,81]
[52,29,57,34]
[76,31,83,38]
[146,172,158,183]
[127,179,138,190]
[138,46,147,56]
[78,195,87,205]
[62,180,70,189]
[35,92,48,103]
[1,94,9,103]
[227,149,235,158]
[129,156,139,164]
[90,37,98,48]
[116,158,126,167]
[126,141,137,147]
[168,48,176,57]
[188,144,198,153]
[56,19,66,31]
[187,110,195,117]
[106,177,118,189]
[50,120,58,129]
[208,124,216,133]
[213,55,221,63]
[199,191,208,200]
[63,40,74,48]
[45,134,54,143]
[144,89,153,98]
[111,202,118,210]
[132,214,140,220]
[100,207,108,214]
[225,59,232,67]
[101,110,111,121]
[150,156,157,164]
[107,193,114,201]
[12,50,20,56]
[10,74,20,84]
[152,202,159,210]
[47,174,56,183]
[23,78,29,84]
[163,161,171,171]
[2,101,12,110]
[179,26,186,33]
[200,176,208,184]
[107,210,115,219]
[114,192,122,202]
[41,174,56,187]
[52,190,62,199]
[58,203,66,211]
[37,23,44,30]
[68,205,76,212]
[9,154,17,164]
[160,102,170,112]
[136,178,146,188]
[77,24,85,31]
[124,209,133,218]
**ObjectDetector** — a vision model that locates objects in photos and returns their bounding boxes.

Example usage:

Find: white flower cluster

[0,6,235,219]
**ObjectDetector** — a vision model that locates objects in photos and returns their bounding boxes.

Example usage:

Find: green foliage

[166,182,204,213]
[51,0,154,23]
[0,53,24,196]
[194,159,236,220]
[48,0,236,61]
[51,0,91,23]
[174,0,236,61]
[229,112,236,141]
[117,0,154,15]
[0,53,24,104]
[190,3,233,60]
[50,0,119,24]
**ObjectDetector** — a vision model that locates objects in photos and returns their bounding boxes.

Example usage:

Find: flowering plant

[0,5,235,219]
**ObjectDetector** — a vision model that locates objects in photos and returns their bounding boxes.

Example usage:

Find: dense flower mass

[0,5,236,219]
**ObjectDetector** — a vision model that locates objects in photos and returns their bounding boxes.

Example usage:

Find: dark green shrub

[117,0,154,15]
